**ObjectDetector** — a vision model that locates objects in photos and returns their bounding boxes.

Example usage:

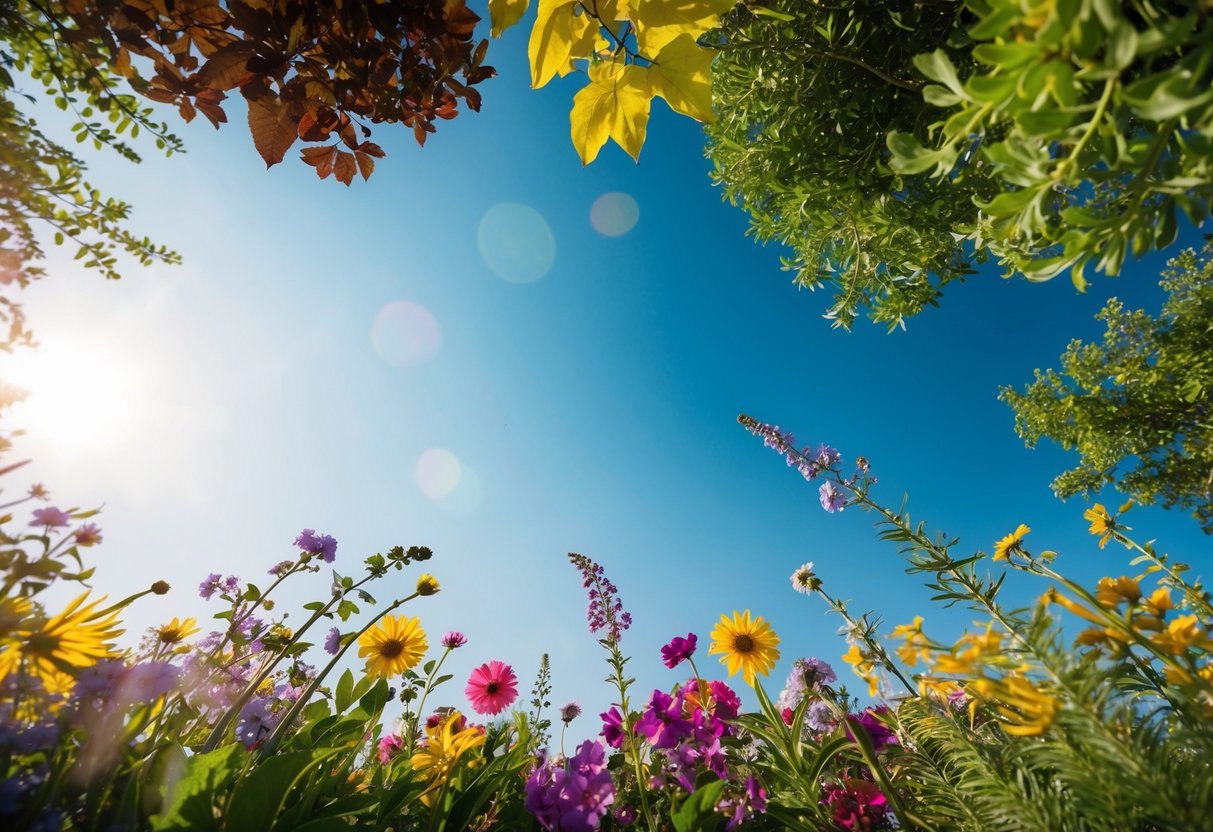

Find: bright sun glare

[0,338,143,454]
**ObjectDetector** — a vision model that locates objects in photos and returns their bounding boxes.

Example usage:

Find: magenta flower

[819,481,846,513]
[73,523,102,547]
[660,633,697,669]
[848,706,899,749]
[708,680,740,720]
[823,781,889,830]
[294,528,337,563]
[635,689,693,750]
[442,631,467,650]
[30,507,70,528]
[378,733,405,764]
[525,742,616,832]
[600,706,627,749]
[465,660,518,716]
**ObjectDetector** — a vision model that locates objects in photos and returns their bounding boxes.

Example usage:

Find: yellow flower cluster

[841,643,881,697]
[411,711,486,806]
[888,616,932,667]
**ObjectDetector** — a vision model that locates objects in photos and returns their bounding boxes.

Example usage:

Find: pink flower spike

[465,660,518,716]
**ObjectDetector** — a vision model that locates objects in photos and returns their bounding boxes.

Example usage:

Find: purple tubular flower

[568,553,631,642]
[561,701,582,725]
[600,707,627,749]
[324,627,341,656]
[635,689,693,750]
[442,631,468,649]
[815,444,841,466]
[198,573,221,600]
[819,481,847,513]
[660,633,697,669]
[295,528,337,563]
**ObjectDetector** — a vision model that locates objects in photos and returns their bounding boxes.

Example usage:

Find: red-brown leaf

[354,150,375,181]
[194,41,256,91]
[333,150,356,186]
[247,95,298,167]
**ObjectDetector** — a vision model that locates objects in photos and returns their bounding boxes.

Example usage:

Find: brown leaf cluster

[57,0,495,184]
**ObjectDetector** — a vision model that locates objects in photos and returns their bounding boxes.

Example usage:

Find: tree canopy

[1001,240,1213,533]
[707,0,1213,328]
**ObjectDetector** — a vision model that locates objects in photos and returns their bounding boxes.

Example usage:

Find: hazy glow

[477,203,556,283]
[0,338,143,454]
[416,448,461,499]
[590,192,640,237]
[371,301,441,367]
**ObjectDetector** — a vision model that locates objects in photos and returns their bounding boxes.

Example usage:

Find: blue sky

[3,7,1209,743]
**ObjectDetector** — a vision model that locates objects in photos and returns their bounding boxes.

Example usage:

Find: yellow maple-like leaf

[632,0,738,56]
[569,62,653,165]
[489,0,530,37]
[649,33,715,122]
[529,0,597,88]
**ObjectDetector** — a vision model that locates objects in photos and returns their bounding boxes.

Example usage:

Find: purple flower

[815,444,841,466]
[72,659,128,706]
[806,699,837,732]
[561,701,582,725]
[295,528,337,563]
[198,573,221,600]
[600,707,627,749]
[221,575,241,595]
[525,741,616,832]
[705,679,740,721]
[569,554,631,642]
[819,481,846,513]
[723,775,768,830]
[119,662,180,705]
[73,523,102,547]
[442,631,467,649]
[660,633,697,669]
[236,697,280,749]
[635,689,693,750]
[849,706,899,749]
[324,627,341,656]
[30,507,70,528]
[267,560,293,577]
[614,805,636,826]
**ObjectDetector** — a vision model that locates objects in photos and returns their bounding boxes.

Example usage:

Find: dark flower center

[380,639,404,659]
[733,634,754,653]
[26,632,59,656]
[486,682,500,694]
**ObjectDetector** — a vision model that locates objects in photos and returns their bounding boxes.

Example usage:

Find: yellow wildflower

[1042,587,1104,625]
[1151,615,1213,656]
[0,592,122,693]
[358,614,427,678]
[889,616,932,667]
[416,574,440,596]
[934,625,1004,676]
[157,617,199,645]
[410,712,486,806]
[842,643,880,696]
[1145,587,1173,616]
[709,611,781,687]
[1083,503,1126,548]
[1094,576,1141,607]
[993,524,1030,562]
[976,674,1059,737]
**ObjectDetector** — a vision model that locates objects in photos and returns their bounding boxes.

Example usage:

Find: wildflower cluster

[569,551,632,642]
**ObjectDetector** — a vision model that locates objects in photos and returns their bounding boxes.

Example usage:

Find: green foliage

[1000,241,1213,532]
[707,0,986,330]
[709,0,1213,328]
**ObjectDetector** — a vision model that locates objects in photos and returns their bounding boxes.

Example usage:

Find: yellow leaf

[529,0,596,88]
[632,0,738,55]
[489,0,530,37]
[569,62,653,165]
[649,33,715,122]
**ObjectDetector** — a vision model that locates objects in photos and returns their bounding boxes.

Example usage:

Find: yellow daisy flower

[708,610,780,687]
[0,592,123,692]
[993,523,1030,561]
[1083,503,1126,548]
[358,614,427,678]
[416,573,440,596]
[411,712,486,806]
[157,617,199,645]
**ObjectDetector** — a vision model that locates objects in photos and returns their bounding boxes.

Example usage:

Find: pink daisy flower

[465,660,518,716]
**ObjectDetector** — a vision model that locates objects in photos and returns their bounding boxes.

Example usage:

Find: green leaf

[912,50,965,96]
[152,743,244,831]
[225,749,341,832]
[334,669,354,713]
[671,779,727,832]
